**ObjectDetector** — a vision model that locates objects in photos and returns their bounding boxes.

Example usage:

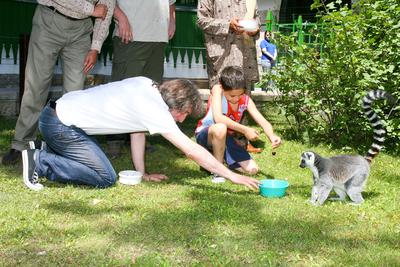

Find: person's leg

[11,5,62,152]
[236,159,259,175]
[207,123,227,163]
[108,37,139,156]
[225,135,257,174]
[205,55,219,89]
[260,59,272,91]
[111,40,153,81]
[36,105,116,187]
[142,42,167,83]
[111,37,131,82]
[196,126,227,183]
[60,18,92,92]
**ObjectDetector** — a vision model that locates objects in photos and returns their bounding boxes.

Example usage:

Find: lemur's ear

[305,152,313,159]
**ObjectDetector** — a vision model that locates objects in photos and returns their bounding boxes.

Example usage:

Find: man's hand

[83,50,98,74]
[244,127,259,141]
[168,20,176,40]
[229,18,244,34]
[143,173,168,182]
[92,4,108,20]
[229,175,260,191]
[117,15,133,44]
[246,28,259,36]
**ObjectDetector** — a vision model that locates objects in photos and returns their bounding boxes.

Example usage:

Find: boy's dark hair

[219,66,246,91]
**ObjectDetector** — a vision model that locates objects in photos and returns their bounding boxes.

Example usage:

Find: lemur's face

[300,152,315,168]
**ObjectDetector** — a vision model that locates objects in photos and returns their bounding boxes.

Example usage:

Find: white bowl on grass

[119,170,142,185]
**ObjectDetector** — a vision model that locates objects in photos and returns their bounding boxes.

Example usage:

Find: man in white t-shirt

[21,77,260,192]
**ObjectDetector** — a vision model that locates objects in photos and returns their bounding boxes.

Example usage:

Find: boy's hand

[270,135,281,149]
[244,127,259,141]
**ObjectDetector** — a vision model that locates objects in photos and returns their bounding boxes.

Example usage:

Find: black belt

[49,101,57,110]
[47,6,83,21]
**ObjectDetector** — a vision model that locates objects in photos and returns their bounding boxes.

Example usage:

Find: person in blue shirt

[260,31,277,90]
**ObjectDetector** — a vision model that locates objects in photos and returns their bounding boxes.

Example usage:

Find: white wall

[258,0,282,12]
[0,45,208,78]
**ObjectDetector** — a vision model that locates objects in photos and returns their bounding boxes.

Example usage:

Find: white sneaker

[28,140,47,150]
[211,174,226,183]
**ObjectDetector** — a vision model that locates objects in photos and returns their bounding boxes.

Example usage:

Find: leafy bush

[262,0,399,153]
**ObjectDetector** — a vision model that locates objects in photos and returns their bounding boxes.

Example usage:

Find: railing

[265,10,325,50]
[0,0,35,65]
[0,1,325,76]
[0,1,207,77]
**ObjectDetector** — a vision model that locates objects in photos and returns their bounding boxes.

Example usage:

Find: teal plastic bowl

[259,179,289,198]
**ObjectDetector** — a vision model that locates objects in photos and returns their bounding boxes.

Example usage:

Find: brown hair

[219,66,246,91]
[157,79,202,117]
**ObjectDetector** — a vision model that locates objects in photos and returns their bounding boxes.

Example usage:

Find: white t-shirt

[113,0,175,43]
[56,77,180,135]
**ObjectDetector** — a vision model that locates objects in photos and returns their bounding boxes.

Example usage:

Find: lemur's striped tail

[361,90,395,162]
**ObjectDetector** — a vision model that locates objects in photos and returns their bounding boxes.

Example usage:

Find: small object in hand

[246,143,263,153]
[272,151,276,156]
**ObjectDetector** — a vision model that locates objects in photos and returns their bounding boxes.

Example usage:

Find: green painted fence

[0,1,325,68]
[0,0,206,68]
[265,10,325,52]
[0,0,35,64]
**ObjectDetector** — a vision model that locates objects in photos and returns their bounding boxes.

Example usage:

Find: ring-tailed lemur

[299,90,396,205]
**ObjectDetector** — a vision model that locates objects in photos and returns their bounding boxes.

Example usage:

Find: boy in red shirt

[195,66,281,183]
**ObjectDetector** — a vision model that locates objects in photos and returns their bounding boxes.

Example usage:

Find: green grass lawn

[0,107,399,266]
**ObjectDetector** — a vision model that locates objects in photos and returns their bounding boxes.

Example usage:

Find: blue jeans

[36,104,116,188]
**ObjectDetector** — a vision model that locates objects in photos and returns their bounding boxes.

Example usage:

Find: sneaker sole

[29,141,46,150]
[28,141,35,150]
[22,150,44,191]
[211,177,226,183]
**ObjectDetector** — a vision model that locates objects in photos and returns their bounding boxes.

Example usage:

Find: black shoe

[22,149,43,191]
[145,144,156,153]
[2,149,21,165]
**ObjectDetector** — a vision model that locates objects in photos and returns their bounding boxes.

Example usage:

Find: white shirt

[56,77,180,135]
[113,0,175,42]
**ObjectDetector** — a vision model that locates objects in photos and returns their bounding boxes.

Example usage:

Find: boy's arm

[211,85,259,141]
[246,98,281,148]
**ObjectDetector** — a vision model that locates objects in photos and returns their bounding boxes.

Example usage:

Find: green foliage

[262,0,400,153]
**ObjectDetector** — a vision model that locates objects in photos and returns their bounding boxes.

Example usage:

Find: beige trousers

[12,5,92,151]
